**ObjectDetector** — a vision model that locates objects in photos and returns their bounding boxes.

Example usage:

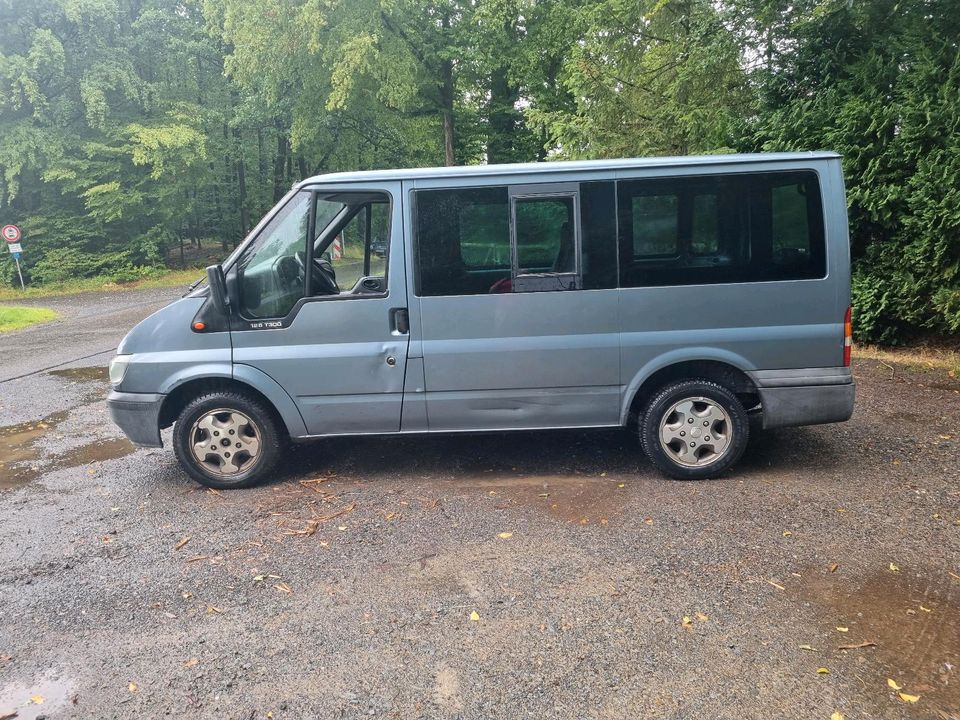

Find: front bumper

[107,390,165,448]
[748,367,855,430]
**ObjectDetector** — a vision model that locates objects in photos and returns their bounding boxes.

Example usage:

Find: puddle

[449,472,628,524]
[0,673,75,719]
[56,437,135,468]
[0,412,135,490]
[0,411,69,490]
[47,365,109,382]
[800,566,960,714]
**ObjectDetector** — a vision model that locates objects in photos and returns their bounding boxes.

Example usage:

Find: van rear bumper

[107,390,165,448]
[748,367,855,430]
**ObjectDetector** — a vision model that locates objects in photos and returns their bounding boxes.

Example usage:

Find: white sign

[7,242,22,254]
[2,225,21,243]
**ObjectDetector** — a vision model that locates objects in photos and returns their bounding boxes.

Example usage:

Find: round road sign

[2,225,21,243]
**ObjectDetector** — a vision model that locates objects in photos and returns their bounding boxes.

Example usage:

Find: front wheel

[640,379,749,480]
[173,391,283,489]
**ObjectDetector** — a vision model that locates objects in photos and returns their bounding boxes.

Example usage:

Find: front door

[412,180,621,430]
[229,182,410,436]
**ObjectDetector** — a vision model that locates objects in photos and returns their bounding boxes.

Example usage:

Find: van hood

[117,297,229,355]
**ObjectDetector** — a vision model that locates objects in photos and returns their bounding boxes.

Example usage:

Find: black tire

[173,391,283,489]
[640,379,749,480]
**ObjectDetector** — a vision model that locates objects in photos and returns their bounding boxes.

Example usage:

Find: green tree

[744,0,960,341]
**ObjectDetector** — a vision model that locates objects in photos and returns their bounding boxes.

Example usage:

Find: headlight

[109,355,131,386]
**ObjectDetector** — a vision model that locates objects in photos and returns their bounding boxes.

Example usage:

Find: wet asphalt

[0,288,958,720]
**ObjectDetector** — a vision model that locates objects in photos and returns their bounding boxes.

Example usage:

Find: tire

[173,391,283,489]
[640,379,749,480]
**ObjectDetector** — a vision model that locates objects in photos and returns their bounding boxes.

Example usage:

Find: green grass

[0,305,59,333]
[0,268,205,302]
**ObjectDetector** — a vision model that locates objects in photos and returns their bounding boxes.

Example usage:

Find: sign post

[2,225,25,290]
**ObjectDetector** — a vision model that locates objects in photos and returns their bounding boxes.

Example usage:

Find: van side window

[238,190,312,319]
[618,171,825,287]
[416,187,511,296]
[416,182,617,296]
[238,191,391,319]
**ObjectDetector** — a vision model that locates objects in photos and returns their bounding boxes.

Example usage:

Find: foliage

[1,0,958,342]
[738,0,960,341]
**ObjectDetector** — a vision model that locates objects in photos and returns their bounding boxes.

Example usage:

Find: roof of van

[300,151,840,185]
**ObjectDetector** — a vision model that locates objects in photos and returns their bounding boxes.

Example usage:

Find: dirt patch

[447,471,629,524]
[800,565,960,715]
[47,365,108,382]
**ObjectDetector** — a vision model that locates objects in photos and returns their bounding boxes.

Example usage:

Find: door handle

[390,307,409,335]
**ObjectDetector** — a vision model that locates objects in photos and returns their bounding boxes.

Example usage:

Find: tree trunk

[273,122,288,201]
[233,127,250,241]
[440,13,456,166]
[487,66,520,164]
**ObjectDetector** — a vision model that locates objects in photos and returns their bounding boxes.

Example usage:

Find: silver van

[108,153,855,488]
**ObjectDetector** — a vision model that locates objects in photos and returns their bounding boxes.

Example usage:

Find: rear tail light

[843,305,852,367]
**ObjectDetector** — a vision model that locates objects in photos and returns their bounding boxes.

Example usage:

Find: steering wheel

[295,250,339,295]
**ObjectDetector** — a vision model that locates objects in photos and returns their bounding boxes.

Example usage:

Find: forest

[0,0,958,343]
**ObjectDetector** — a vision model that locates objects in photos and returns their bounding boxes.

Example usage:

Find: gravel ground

[0,289,958,720]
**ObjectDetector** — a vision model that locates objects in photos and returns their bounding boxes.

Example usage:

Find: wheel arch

[622,352,760,426]
[158,366,307,438]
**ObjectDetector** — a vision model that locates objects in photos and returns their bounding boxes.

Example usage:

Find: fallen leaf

[128,682,138,693]
[831,713,844,720]
[798,644,817,652]
[836,507,846,513]
[206,605,222,614]
[30,695,44,704]
[617,483,625,489]
[887,678,902,690]
[681,616,693,627]
[384,512,396,520]
[919,605,931,613]
[838,641,876,650]
[817,667,830,674]
[644,518,653,525]
[889,563,899,572]
[897,692,920,703]
[836,626,848,632]
[829,563,839,573]
[184,657,198,668]
[497,532,513,539]
[782,530,793,537]
[175,536,191,551]
[469,611,480,622]
[695,612,709,622]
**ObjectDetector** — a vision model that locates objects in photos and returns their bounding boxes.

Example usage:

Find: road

[0,288,958,720]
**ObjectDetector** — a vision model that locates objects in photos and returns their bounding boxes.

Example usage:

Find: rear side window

[618,171,825,287]
[415,182,618,296]
[416,187,511,296]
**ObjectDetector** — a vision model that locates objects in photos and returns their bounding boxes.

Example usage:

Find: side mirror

[206,264,230,314]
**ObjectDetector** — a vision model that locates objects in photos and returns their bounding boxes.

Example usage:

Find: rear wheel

[173,391,282,489]
[640,379,748,480]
